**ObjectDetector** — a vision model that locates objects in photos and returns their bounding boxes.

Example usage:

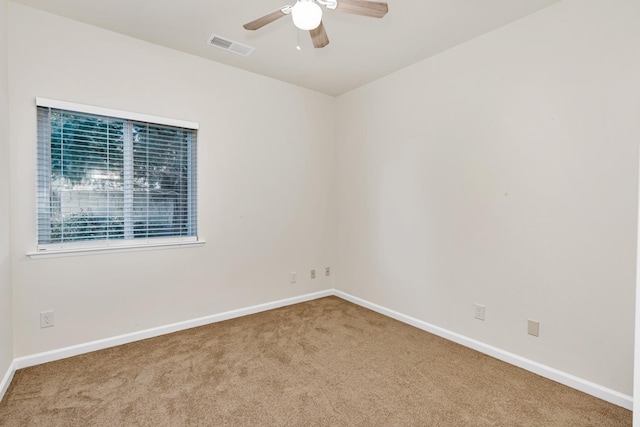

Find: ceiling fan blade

[335,0,388,18]
[243,8,287,30]
[310,21,330,48]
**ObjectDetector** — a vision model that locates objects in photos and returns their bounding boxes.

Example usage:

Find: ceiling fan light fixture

[291,0,322,30]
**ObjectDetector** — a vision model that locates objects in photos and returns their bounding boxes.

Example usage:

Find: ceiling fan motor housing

[316,0,338,9]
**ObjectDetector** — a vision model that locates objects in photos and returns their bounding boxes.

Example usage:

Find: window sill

[27,240,206,259]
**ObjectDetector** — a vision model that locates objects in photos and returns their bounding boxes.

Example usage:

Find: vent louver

[207,34,255,57]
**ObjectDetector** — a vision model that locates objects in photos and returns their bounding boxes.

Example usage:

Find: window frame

[30,98,203,258]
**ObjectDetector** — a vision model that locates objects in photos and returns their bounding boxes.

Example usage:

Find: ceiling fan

[243,0,389,48]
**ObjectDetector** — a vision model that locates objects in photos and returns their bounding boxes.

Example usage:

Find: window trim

[31,98,202,258]
[27,239,206,259]
[36,98,199,130]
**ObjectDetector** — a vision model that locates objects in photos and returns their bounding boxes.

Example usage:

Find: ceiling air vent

[207,34,255,57]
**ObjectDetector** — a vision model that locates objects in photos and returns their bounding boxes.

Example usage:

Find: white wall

[336,0,640,396]
[0,0,14,385]
[7,3,336,357]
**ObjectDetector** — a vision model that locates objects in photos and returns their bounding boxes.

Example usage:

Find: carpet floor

[0,296,632,426]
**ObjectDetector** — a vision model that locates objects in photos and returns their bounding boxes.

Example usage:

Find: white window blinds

[36,100,198,251]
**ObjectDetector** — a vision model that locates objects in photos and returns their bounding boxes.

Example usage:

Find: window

[36,98,198,253]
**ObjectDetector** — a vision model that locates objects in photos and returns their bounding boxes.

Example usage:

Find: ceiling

[11,0,560,96]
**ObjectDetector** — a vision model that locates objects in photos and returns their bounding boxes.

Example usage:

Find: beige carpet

[0,296,631,426]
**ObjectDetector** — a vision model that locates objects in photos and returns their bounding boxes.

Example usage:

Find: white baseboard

[7,288,633,411]
[0,360,16,403]
[14,289,333,370]
[333,290,633,410]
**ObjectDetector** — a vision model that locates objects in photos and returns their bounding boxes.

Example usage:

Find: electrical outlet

[310,269,316,279]
[40,310,55,328]
[528,320,540,337]
[474,303,485,321]
[325,267,331,277]
[290,272,297,284]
